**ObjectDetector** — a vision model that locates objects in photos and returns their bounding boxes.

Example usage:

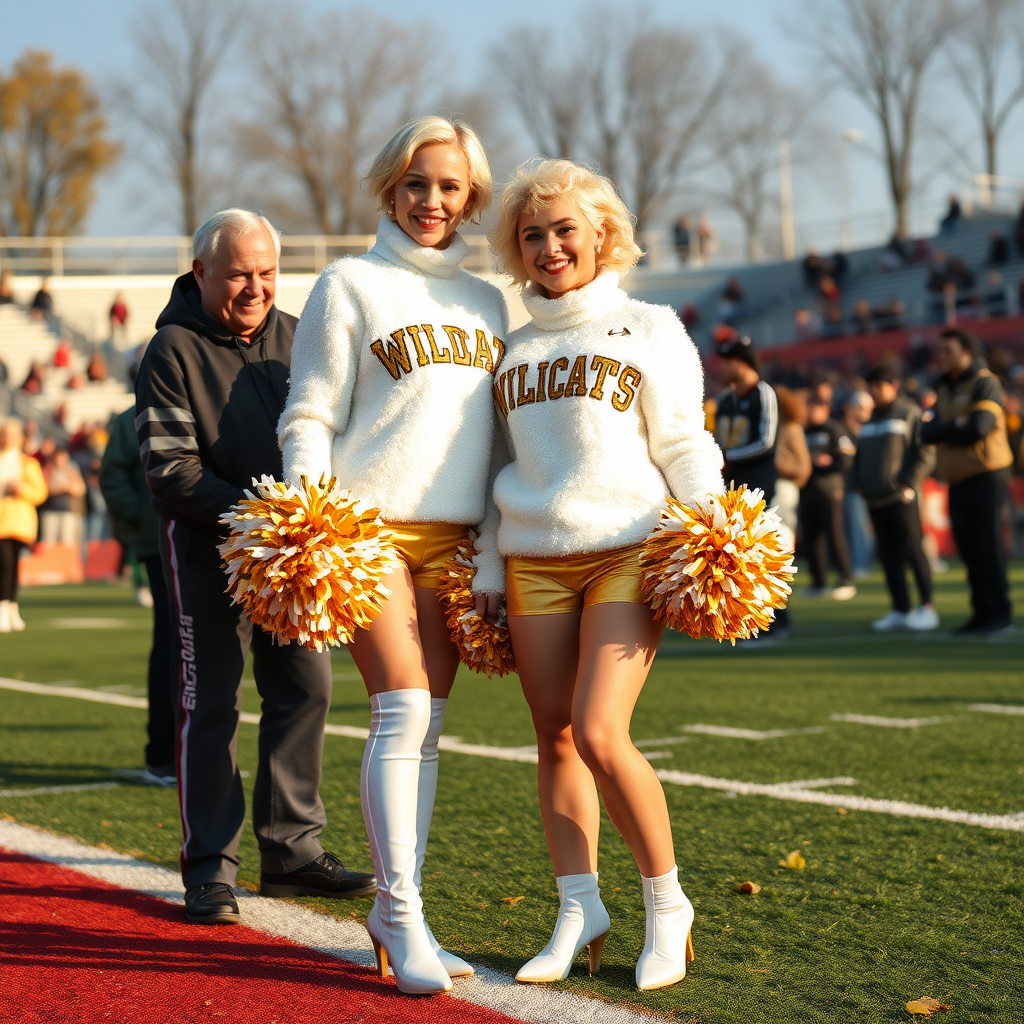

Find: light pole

[840,128,864,252]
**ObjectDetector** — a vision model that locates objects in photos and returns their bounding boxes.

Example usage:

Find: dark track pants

[0,539,24,601]
[948,471,1012,627]
[868,498,932,614]
[800,489,852,588]
[142,554,176,769]
[160,517,333,888]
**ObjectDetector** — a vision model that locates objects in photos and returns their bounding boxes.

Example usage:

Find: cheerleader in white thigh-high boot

[477,161,725,991]
[279,116,509,994]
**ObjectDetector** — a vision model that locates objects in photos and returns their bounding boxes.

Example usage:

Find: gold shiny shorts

[506,543,645,616]
[387,522,468,589]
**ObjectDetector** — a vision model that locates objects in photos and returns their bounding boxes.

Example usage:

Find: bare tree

[946,0,1024,178]
[115,0,240,234]
[701,61,819,262]
[792,0,962,237]
[238,6,435,234]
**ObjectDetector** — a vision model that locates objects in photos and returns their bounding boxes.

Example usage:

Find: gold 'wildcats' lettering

[443,325,472,366]
[370,329,412,380]
[493,353,643,416]
[535,361,549,402]
[547,357,569,400]
[589,355,621,400]
[613,365,642,411]
[405,325,431,367]
[473,329,494,372]
[422,324,450,363]
[566,355,588,396]
[517,363,536,406]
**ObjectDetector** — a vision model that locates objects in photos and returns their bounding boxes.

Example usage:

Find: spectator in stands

[871,296,906,332]
[939,194,961,234]
[673,216,692,264]
[926,249,949,315]
[0,419,48,633]
[100,403,177,786]
[853,299,874,335]
[696,213,715,263]
[988,230,1009,267]
[801,395,857,599]
[20,362,45,395]
[821,302,845,339]
[718,277,745,325]
[813,379,835,412]
[774,386,811,541]
[983,272,1007,318]
[794,308,819,341]
[86,351,108,383]
[879,234,906,271]
[841,390,876,578]
[30,278,53,320]
[829,251,849,285]
[39,447,86,547]
[854,366,937,631]
[678,302,699,330]
[947,256,975,293]
[109,293,129,342]
[802,248,824,288]
[52,341,72,368]
[84,455,109,542]
[921,327,1014,634]
[0,270,15,305]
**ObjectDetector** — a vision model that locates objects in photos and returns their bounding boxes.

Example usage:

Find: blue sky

[1,0,1013,253]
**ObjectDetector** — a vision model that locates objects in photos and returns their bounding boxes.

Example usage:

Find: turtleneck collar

[521,272,627,332]
[370,215,469,279]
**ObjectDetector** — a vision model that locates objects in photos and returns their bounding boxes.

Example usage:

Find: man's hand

[474,591,504,625]
[813,453,833,467]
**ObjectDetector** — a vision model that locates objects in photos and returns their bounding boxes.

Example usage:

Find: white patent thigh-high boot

[361,689,452,994]
[516,873,610,983]
[635,865,695,991]
[416,697,474,978]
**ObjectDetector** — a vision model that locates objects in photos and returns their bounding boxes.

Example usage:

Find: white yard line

[830,714,954,728]
[3,677,1021,832]
[969,703,1024,716]
[0,782,122,798]
[681,724,827,740]
[0,819,656,1024]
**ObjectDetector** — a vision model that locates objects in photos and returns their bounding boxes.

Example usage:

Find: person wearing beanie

[481,160,724,992]
[279,116,507,995]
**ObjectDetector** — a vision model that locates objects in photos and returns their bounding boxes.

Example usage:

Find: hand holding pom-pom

[219,475,398,650]
[640,486,796,644]
[437,536,516,677]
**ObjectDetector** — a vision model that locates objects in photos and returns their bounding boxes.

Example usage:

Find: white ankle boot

[416,697,474,978]
[8,602,25,631]
[361,689,452,995]
[0,601,10,633]
[635,865,694,991]
[516,872,610,983]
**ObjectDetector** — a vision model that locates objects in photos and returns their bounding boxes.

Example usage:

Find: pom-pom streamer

[219,475,398,650]
[640,487,796,645]
[437,537,517,677]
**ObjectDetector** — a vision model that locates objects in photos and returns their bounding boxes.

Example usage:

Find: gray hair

[192,209,281,266]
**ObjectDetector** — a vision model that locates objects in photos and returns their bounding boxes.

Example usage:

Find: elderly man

[135,209,375,924]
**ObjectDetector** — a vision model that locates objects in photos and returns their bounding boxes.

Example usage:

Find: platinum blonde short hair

[490,159,643,287]
[192,209,281,267]
[365,115,493,225]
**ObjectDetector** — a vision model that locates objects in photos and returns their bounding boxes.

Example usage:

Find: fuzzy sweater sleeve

[278,265,365,487]
[641,311,725,503]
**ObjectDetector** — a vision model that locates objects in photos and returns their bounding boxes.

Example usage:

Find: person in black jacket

[801,396,857,599]
[854,367,937,631]
[135,209,375,925]
[921,328,1014,634]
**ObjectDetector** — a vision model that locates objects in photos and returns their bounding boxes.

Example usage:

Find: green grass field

[2,565,1023,1024]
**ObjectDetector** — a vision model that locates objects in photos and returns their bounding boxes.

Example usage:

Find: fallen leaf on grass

[735,881,761,894]
[907,996,952,1016]
[779,850,806,869]
[746,967,771,973]
[501,896,525,905]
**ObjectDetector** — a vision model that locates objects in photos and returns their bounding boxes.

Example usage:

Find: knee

[534,720,576,761]
[573,720,628,777]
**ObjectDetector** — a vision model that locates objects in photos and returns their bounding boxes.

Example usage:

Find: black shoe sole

[185,909,240,925]
[259,880,378,899]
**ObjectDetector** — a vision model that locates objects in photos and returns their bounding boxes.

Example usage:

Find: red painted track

[0,850,519,1024]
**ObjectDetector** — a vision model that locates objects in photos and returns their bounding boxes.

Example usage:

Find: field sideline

[1,565,1022,1023]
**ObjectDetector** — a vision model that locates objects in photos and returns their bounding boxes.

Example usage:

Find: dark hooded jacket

[134,272,296,531]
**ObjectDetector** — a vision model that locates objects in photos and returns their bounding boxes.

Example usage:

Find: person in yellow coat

[0,418,47,632]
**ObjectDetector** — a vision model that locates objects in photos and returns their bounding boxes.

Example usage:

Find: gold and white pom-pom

[640,486,796,644]
[437,537,516,678]
[218,475,398,650]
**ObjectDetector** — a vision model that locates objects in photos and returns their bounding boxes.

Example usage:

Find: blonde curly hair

[489,159,643,287]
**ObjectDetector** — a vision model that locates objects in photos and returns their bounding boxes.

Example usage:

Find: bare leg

[509,611,600,876]
[572,602,674,878]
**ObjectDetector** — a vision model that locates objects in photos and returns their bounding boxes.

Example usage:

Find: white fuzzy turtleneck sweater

[472,273,724,590]
[279,217,509,527]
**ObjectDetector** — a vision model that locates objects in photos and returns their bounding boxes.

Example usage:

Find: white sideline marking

[634,736,691,748]
[970,703,1024,716]
[0,782,121,798]
[830,714,954,728]
[0,820,655,1024]
[681,724,827,740]
[50,618,130,629]
[3,677,1022,832]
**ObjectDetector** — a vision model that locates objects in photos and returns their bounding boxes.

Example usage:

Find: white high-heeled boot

[635,865,694,991]
[516,872,610,983]
[0,601,11,633]
[8,603,25,631]
[416,697,474,978]
[361,689,452,995]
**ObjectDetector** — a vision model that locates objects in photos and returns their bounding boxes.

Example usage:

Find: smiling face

[390,142,472,250]
[193,224,277,339]
[517,201,606,298]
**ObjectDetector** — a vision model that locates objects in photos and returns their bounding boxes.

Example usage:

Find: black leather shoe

[260,851,377,898]
[184,882,240,924]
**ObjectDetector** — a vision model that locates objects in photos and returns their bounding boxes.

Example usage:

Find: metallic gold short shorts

[387,522,469,589]
[506,542,645,616]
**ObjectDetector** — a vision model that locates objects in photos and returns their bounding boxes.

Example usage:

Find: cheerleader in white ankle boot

[479,161,724,991]
[279,116,508,995]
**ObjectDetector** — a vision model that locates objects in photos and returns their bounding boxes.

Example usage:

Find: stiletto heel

[588,930,609,974]
[685,928,694,963]
[371,935,388,978]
